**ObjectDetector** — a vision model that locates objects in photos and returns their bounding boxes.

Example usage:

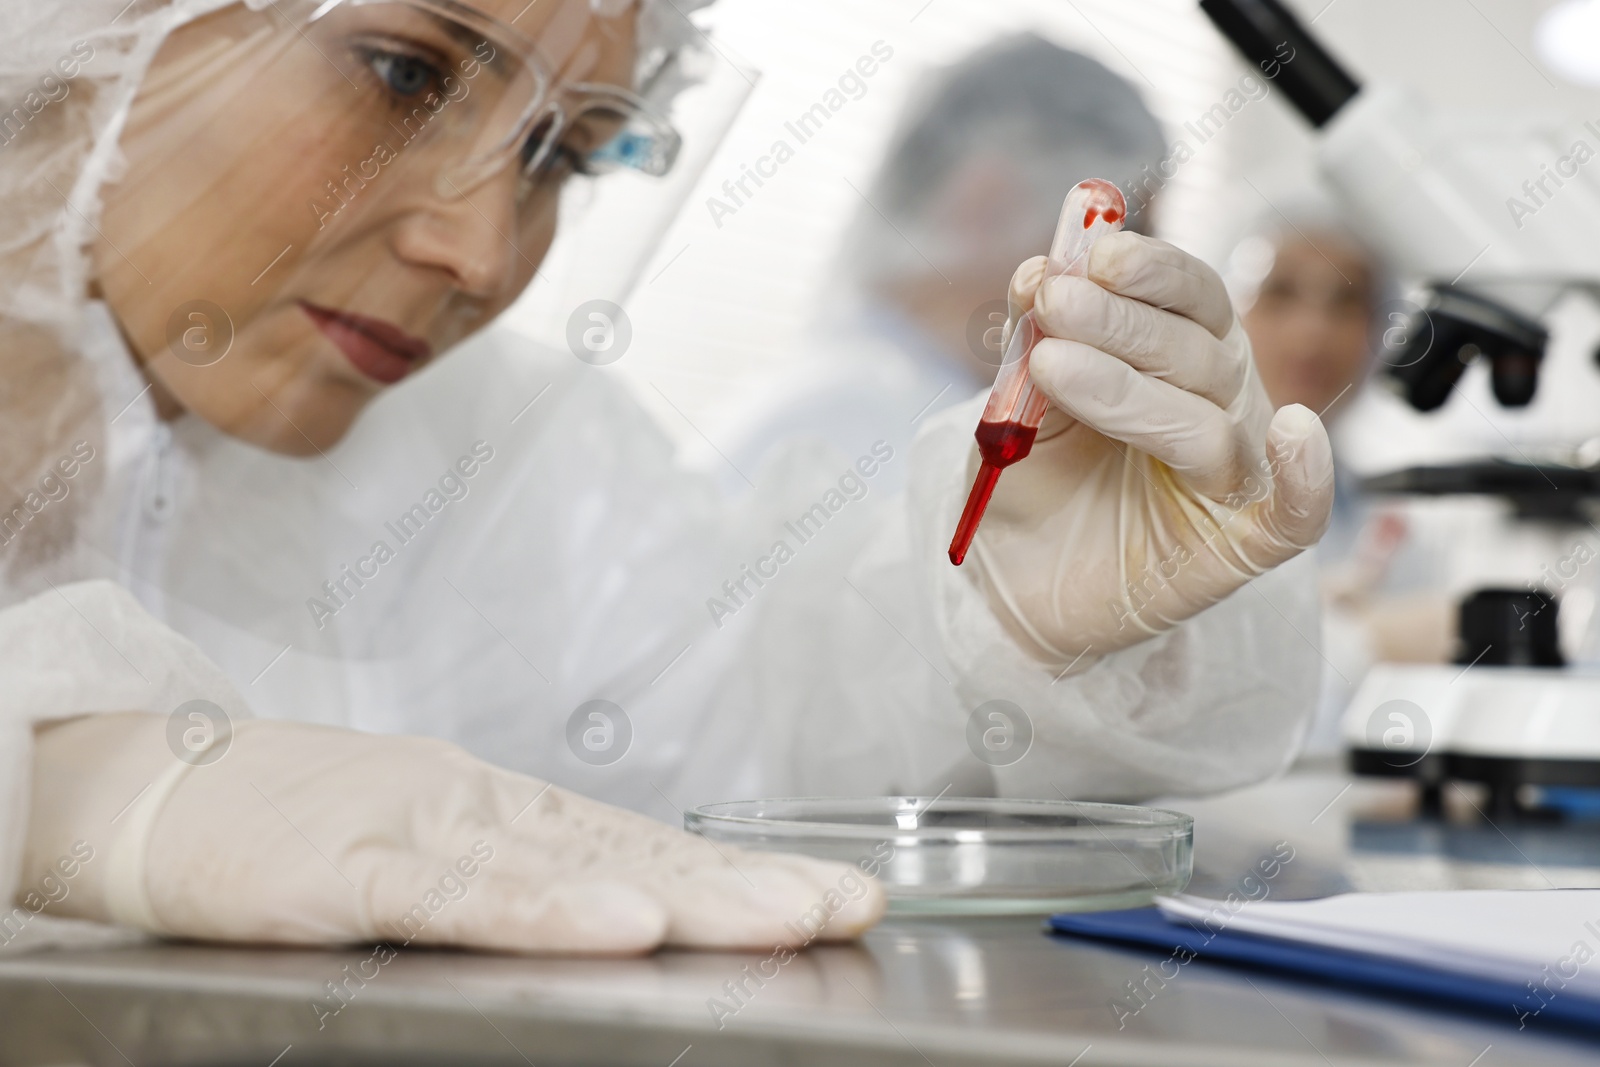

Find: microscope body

[1320,85,1600,409]
[1203,0,1600,811]
[1202,0,1600,412]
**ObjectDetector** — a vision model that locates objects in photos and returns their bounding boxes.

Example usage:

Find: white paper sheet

[1158,890,1600,997]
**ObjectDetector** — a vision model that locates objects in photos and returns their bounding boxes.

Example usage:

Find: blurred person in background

[1228,205,1453,751]
[716,34,1167,489]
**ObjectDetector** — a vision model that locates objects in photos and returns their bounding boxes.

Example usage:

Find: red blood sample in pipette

[948,179,1127,566]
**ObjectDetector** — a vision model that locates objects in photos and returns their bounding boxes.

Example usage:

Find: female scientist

[1,0,1333,955]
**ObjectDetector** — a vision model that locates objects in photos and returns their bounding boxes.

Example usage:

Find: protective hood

[0,0,709,588]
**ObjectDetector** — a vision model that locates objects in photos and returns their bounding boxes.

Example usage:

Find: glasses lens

[305,0,545,191]
[518,87,681,184]
[585,105,681,176]
[300,1,682,198]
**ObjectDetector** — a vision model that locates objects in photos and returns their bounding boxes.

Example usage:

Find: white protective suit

[709,304,984,497]
[50,299,1320,817]
[0,0,1325,922]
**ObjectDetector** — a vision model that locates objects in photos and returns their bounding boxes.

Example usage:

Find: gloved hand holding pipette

[947,180,1336,671]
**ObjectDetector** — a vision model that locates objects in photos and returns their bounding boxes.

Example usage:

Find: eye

[520,115,596,183]
[530,143,596,185]
[550,143,596,179]
[362,47,444,99]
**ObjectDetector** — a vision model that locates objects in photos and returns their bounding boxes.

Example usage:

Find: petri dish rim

[685,796,1193,847]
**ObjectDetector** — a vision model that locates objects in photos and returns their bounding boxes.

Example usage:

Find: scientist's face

[1243,232,1374,419]
[92,0,636,454]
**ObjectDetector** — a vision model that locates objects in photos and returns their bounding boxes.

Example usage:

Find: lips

[301,302,432,385]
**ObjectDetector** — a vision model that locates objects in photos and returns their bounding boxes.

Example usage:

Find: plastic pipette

[947,179,1127,566]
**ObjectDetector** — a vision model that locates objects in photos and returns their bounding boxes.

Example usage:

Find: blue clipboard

[1048,907,1600,1033]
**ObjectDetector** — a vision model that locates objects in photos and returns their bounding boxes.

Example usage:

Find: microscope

[1202,0,1600,815]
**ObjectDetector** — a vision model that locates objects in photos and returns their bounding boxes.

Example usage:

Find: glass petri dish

[685,796,1192,916]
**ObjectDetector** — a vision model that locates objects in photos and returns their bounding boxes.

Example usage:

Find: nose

[389,167,525,299]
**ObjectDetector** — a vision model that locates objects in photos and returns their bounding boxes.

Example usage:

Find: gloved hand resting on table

[964,231,1335,670]
[24,713,884,954]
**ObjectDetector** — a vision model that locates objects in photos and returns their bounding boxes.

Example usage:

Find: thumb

[1001,255,1049,350]
[1256,404,1335,556]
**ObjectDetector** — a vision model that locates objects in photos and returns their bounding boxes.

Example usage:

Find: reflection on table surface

[1179,762,1600,897]
[2,767,1599,1067]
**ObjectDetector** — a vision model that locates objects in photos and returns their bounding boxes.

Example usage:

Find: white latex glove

[24,713,885,954]
[970,232,1335,669]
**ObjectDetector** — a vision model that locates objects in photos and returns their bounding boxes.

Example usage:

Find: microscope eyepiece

[1199,0,1362,127]
[1202,1,1562,416]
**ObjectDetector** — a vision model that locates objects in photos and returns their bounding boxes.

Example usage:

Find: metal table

[4,768,1600,1067]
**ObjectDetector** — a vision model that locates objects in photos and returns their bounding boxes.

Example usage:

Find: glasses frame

[304,0,679,190]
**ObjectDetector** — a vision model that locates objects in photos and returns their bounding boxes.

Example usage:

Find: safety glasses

[300,0,680,195]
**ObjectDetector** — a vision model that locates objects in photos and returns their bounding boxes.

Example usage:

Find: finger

[758,854,887,943]
[1029,338,1245,497]
[1032,273,1247,407]
[1247,404,1336,559]
[659,859,841,950]
[655,852,886,949]
[489,782,696,873]
[474,790,854,951]
[1002,255,1049,349]
[1087,232,1235,340]
[364,856,668,955]
[484,793,887,950]
[1007,255,1049,319]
